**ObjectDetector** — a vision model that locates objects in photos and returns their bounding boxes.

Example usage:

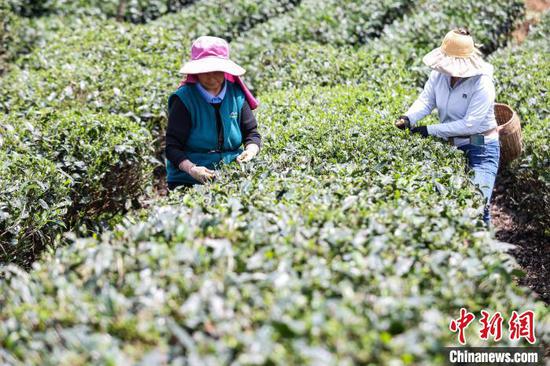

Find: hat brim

[423,47,493,78]
[179,56,245,76]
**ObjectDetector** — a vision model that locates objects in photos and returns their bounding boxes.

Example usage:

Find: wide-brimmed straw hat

[179,36,245,76]
[423,29,492,77]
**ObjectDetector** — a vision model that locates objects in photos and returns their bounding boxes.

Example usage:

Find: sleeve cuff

[405,112,420,127]
[171,153,188,168]
[245,137,262,149]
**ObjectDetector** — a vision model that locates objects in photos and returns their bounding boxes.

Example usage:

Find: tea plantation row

[0,111,154,265]
[1,0,416,122]
[1,83,548,364]
[6,0,213,23]
[238,3,548,235]
[0,0,301,74]
[237,0,524,88]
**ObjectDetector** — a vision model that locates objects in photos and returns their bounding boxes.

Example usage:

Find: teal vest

[166,82,245,184]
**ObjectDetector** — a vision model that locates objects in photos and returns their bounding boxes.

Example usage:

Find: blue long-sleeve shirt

[405,70,498,146]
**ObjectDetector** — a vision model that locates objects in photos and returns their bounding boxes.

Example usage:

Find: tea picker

[165,36,262,189]
[395,28,522,225]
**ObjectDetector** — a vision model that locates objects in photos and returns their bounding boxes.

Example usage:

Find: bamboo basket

[495,103,522,164]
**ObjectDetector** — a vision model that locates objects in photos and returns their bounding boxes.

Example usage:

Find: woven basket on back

[495,103,522,164]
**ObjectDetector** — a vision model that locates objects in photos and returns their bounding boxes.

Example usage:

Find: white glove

[236,144,260,163]
[189,166,216,183]
[179,160,215,184]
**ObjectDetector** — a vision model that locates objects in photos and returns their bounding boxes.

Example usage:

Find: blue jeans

[458,140,500,224]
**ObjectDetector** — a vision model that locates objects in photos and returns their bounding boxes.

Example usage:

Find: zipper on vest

[212,103,224,152]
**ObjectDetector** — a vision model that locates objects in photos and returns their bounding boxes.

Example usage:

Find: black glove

[394,115,411,130]
[410,125,429,138]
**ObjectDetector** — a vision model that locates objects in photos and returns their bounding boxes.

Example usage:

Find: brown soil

[492,0,550,307]
[526,0,550,12]
[511,21,531,43]
[513,0,550,42]
[491,174,550,305]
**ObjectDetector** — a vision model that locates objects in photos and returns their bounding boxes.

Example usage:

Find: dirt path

[491,175,550,304]
[526,0,550,11]
[512,0,550,41]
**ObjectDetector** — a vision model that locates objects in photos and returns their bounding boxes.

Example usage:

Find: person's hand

[189,166,216,183]
[410,125,429,138]
[395,115,411,130]
[178,160,215,183]
[236,144,260,163]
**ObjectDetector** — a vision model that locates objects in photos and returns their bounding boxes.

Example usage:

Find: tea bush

[154,0,301,41]
[1,0,523,128]
[0,0,304,126]
[7,0,195,22]
[0,110,154,266]
[27,0,302,28]
[372,0,524,83]
[231,0,417,68]
[7,0,297,25]
[1,2,119,74]
[0,0,27,74]
[0,150,71,265]
[379,0,523,55]
[0,1,13,72]
[491,13,549,128]
[1,0,523,121]
[0,19,174,130]
[1,0,301,81]
[242,0,524,93]
[1,84,548,364]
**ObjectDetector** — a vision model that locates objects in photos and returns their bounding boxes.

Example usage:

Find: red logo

[449,309,537,345]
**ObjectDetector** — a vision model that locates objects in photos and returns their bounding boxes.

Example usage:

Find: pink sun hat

[179,36,245,76]
[178,36,259,109]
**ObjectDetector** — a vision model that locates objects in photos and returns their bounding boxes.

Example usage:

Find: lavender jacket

[405,69,498,146]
